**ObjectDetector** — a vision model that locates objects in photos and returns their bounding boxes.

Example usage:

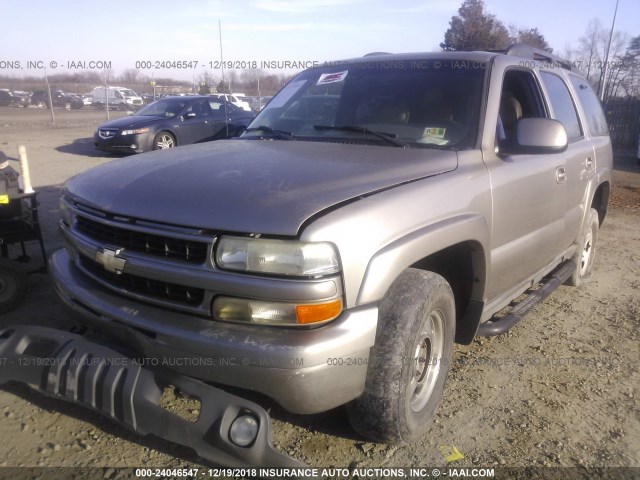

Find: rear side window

[540,72,582,141]
[568,75,609,136]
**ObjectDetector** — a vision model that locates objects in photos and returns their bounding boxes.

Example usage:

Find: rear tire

[346,268,455,444]
[566,207,599,286]
[0,259,28,314]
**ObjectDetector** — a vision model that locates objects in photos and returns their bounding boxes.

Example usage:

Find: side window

[498,69,546,144]
[540,72,582,141]
[208,100,226,119]
[186,99,210,117]
[568,75,609,136]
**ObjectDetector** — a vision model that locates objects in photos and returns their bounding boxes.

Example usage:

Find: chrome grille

[76,215,209,264]
[98,129,118,139]
[79,256,204,306]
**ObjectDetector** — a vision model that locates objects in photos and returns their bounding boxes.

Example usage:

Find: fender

[357,213,489,306]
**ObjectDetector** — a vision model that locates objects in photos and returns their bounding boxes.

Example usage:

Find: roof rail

[363,52,392,57]
[504,43,573,71]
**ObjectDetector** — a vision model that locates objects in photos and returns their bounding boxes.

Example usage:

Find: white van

[92,86,143,111]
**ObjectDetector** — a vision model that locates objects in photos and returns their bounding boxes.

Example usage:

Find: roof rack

[504,43,573,71]
[362,52,392,57]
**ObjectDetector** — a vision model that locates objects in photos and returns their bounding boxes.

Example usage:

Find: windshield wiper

[244,125,295,140]
[313,125,408,148]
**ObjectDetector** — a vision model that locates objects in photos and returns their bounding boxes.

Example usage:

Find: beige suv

[5,44,612,467]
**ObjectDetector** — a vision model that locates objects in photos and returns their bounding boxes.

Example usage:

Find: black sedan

[0,90,29,108]
[93,96,254,154]
[31,90,83,110]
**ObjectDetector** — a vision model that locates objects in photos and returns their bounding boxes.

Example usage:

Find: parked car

[30,90,83,110]
[141,93,156,104]
[245,95,273,113]
[0,90,29,108]
[93,95,254,153]
[14,44,612,468]
[210,93,252,112]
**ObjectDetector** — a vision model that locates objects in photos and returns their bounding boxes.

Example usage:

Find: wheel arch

[356,214,489,345]
[591,181,610,227]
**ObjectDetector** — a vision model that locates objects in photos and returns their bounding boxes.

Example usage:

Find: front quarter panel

[301,150,491,309]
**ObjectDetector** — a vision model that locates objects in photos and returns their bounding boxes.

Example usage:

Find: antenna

[600,0,620,100]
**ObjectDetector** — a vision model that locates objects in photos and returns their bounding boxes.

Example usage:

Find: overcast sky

[1,0,638,82]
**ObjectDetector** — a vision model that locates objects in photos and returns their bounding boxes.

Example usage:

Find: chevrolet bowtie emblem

[95,248,126,274]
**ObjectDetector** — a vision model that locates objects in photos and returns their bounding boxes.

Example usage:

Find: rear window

[540,72,583,141]
[568,75,609,137]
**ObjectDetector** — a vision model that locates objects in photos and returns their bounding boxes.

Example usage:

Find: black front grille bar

[76,215,209,264]
[79,256,205,306]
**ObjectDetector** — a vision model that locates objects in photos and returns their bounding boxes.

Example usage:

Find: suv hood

[65,141,457,236]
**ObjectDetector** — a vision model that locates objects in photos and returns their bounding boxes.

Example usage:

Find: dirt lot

[0,106,639,476]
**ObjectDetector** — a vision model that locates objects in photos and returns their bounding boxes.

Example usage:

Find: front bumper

[0,325,303,467]
[93,131,152,153]
[50,249,378,414]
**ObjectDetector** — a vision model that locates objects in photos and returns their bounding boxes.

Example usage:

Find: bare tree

[119,69,141,84]
[578,19,606,80]
[573,20,640,102]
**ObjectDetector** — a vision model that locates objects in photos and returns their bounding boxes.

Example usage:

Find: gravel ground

[0,107,638,477]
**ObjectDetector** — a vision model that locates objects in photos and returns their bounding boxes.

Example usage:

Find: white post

[17,145,34,194]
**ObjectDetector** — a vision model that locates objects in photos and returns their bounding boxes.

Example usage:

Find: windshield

[120,89,137,98]
[135,99,187,117]
[243,59,485,148]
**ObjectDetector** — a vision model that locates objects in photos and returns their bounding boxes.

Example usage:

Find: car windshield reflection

[135,99,187,117]
[243,59,485,149]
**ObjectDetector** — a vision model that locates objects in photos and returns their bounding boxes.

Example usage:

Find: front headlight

[213,297,342,326]
[215,236,340,277]
[121,127,149,135]
[59,197,72,226]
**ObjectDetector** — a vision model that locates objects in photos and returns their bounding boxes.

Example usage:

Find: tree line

[1,0,638,103]
[441,0,639,102]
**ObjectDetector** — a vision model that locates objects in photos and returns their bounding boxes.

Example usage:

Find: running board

[477,260,576,337]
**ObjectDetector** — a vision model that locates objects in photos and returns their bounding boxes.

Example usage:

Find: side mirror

[501,118,568,155]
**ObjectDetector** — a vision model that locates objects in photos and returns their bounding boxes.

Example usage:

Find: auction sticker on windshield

[317,70,348,85]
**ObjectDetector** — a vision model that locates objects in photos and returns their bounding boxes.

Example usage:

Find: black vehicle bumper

[0,325,304,468]
[93,132,152,154]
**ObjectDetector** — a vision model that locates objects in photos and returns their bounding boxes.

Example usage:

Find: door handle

[556,166,567,183]
[585,157,594,169]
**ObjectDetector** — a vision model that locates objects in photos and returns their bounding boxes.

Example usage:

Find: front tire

[347,269,455,444]
[153,131,176,150]
[0,260,28,314]
[566,207,599,286]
